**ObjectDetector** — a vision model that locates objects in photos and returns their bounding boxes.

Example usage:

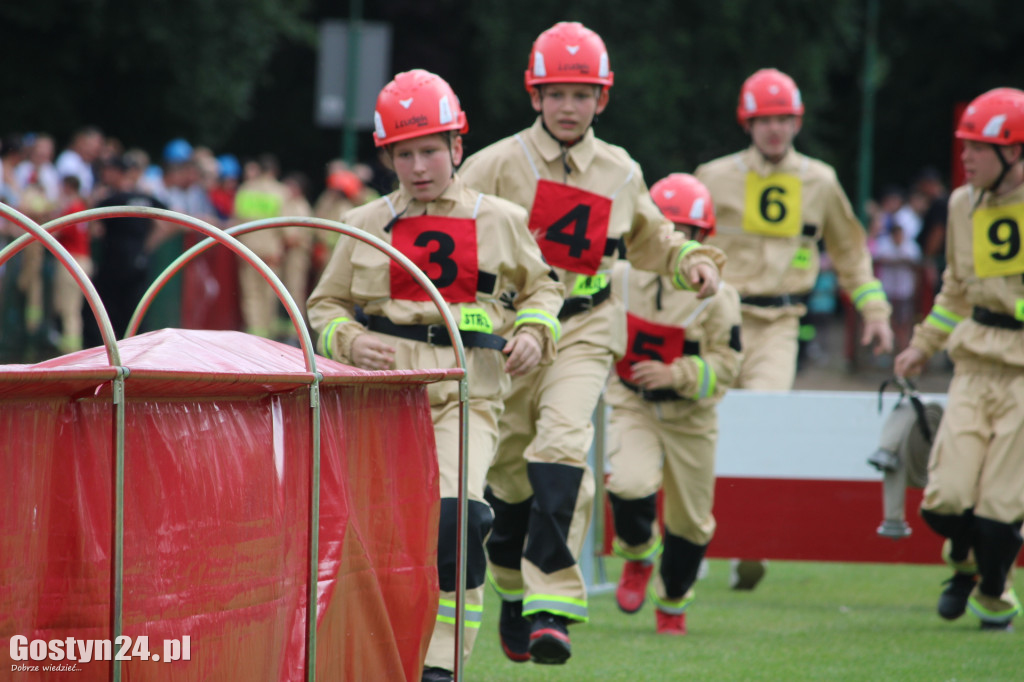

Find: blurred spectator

[14,133,60,203]
[209,154,241,222]
[280,171,314,333]
[912,167,948,301]
[892,188,927,241]
[56,126,103,197]
[232,153,289,338]
[312,166,364,281]
[872,223,921,352]
[52,176,92,352]
[83,155,170,347]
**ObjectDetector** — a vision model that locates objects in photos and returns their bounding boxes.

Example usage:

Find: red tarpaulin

[1,329,456,681]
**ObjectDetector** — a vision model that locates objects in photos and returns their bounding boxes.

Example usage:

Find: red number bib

[528,179,612,275]
[615,313,686,380]
[389,215,479,302]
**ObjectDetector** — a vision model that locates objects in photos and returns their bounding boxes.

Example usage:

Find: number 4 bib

[743,172,802,237]
[529,179,612,275]
[972,203,1024,278]
[389,215,479,302]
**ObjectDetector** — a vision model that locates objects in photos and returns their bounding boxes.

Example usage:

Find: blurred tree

[0,0,312,151]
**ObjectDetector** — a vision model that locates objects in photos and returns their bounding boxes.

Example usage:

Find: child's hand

[503,333,541,377]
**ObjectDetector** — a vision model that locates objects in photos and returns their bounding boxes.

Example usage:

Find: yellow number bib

[972,203,1024,278]
[743,172,802,238]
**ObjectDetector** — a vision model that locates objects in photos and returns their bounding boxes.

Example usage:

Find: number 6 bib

[389,215,479,302]
[742,172,802,237]
[529,179,612,275]
[972,203,1024,278]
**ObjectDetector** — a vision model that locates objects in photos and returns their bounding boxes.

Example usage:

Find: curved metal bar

[0,203,121,367]
[0,203,131,682]
[137,216,472,679]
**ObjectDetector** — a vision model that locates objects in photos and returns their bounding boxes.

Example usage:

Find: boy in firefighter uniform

[894,87,1024,631]
[306,70,564,682]
[694,67,893,589]
[606,174,743,635]
[459,21,724,665]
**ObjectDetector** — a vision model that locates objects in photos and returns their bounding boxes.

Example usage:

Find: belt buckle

[426,324,444,345]
[580,295,595,312]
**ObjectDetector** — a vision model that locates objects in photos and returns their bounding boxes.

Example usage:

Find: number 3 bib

[743,172,802,237]
[972,203,1024,278]
[529,179,612,275]
[389,215,479,302]
[616,313,685,380]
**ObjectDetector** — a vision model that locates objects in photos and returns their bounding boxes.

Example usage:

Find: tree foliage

[0,0,312,151]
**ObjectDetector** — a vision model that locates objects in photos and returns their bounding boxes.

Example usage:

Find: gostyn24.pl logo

[10,635,191,669]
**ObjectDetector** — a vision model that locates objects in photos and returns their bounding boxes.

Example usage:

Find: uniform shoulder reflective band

[322,317,350,360]
[514,308,561,342]
[924,305,963,334]
[649,588,694,615]
[523,595,588,622]
[612,536,663,562]
[671,240,701,291]
[851,280,888,310]
[691,356,717,400]
[437,598,483,628]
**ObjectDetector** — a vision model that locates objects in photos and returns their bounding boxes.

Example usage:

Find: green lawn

[463,559,1024,682]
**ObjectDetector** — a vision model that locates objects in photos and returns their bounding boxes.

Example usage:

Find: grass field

[463,558,1023,682]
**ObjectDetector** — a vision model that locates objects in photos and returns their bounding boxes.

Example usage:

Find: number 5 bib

[972,203,1024,278]
[529,179,612,275]
[743,172,802,237]
[389,214,479,302]
[615,313,685,380]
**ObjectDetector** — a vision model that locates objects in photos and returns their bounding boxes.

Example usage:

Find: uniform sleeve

[908,240,969,358]
[306,232,366,363]
[669,286,743,401]
[505,211,563,364]
[622,173,727,291]
[820,177,891,323]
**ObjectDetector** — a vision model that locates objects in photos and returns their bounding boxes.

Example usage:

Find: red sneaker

[616,560,655,614]
[656,609,687,635]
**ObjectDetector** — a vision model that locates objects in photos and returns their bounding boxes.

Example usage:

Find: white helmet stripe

[374,111,386,140]
[983,114,1007,138]
[439,95,453,125]
[690,198,706,221]
[534,52,547,77]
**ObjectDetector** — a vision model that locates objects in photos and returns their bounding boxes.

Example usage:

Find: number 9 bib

[529,179,612,275]
[389,215,479,302]
[972,203,1024,278]
[743,172,802,237]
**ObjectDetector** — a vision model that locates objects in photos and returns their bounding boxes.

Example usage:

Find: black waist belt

[559,283,612,320]
[741,293,810,308]
[972,306,1024,331]
[619,378,685,403]
[366,315,508,350]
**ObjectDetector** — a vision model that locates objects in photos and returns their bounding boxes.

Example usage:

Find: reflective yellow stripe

[691,356,717,400]
[322,317,350,359]
[523,595,588,622]
[515,308,561,342]
[487,570,524,601]
[925,305,962,334]
[851,280,888,310]
[967,590,1021,623]
[612,537,662,562]
[671,241,701,290]
[649,585,694,615]
[436,599,483,627]
[1015,299,1024,322]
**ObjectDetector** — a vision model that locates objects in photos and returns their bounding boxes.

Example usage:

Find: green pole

[342,0,364,166]
[856,0,880,226]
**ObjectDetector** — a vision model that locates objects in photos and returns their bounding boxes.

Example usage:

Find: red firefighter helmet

[955,87,1024,146]
[650,173,716,237]
[326,169,363,200]
[373,69,469,148]
[736,68,804,126]
[524,22,614,92]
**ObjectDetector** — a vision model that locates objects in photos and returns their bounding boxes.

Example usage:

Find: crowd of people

[2,18,1022,682]
[0,128,377,356]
